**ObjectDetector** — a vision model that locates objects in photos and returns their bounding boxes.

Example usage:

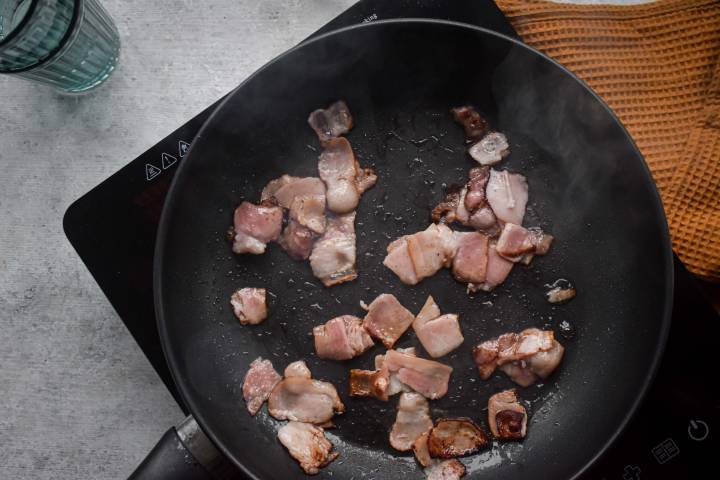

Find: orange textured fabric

[496,0,720,281]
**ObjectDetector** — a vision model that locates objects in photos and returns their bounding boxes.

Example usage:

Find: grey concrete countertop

[0,1,649,479]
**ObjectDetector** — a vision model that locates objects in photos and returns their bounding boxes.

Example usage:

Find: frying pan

[148,19,672,480]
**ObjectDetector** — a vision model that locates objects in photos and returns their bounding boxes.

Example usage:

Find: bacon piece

[268,377,345,424]
[451,232,489,284]
[230,288,267,325]
[309,212,357,287]
[486,169,528,227]
[472,328,565,386]
[308,100,353,143]
[242,357,281,416]
[279,220,316,260]
[383,349,452,400]
[349,366,390,401]
[413,431,434,467]
[432,167,498,234]
[424,459,466,480]
[468,132,509,166]
[451,106,489,142]
[231,201,283,254]
[488,389,527,440]
[362,294,415,349]
[318,137,361,214]
[376,347,416,396]
[383,224,457,285]
[289,194,326,235]
[277,421,338,475]
[468,241,514,292]
[427,418,488,458]
[496,223,553,262]
[262,176,326,208]
[413,296,464,359]
[313,315,374,360]
[389,392,433,451]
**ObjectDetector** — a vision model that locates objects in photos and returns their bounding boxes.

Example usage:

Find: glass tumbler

[0,0,120,93]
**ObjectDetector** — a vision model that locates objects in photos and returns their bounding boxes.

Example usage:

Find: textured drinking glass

[0,0,119,92]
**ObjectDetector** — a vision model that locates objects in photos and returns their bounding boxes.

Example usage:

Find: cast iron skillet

[153,19,673,480]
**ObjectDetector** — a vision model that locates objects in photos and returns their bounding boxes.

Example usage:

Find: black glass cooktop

[64,1,717,478]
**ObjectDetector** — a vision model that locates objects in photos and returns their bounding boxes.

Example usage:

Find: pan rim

[154,17,674,480]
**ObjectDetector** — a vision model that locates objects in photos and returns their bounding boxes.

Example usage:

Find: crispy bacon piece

[242,357,281,416]
[451,106,489,142]
[389,392,434,451]
[313,315,374,360]
[362,294,415,349]
[349,366,390,401]
[427,418,488,458]
[488,389,527,440]
[230,288,268,325]
[277,421,338,475]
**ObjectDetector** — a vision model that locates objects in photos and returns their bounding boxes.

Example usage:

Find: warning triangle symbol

[178,140,191,157]
[146,163,161,181]
[161,152,177,170]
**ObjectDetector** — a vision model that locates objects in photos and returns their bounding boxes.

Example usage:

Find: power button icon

[688,420,709,441]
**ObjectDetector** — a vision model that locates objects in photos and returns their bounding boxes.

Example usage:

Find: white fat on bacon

[389,392,434,451]
[486,169,528,227]
[284,360,312,379]
[413,296,464,358]
[277,421,338,475]
[468,132,509,166]
[230,288,267,325]
[268,377,345,424]
[313,315,374,360]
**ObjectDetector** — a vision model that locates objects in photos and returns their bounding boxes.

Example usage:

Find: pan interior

[155,20,671,480]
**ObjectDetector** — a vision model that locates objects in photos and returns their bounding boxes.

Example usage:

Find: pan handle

[128,415,237,480]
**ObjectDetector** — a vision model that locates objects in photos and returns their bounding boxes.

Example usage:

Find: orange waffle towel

[496,0,720,281]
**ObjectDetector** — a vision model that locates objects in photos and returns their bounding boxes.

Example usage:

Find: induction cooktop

[64,1,717,478]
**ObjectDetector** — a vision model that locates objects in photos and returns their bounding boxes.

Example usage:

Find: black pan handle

[128,416,238,480]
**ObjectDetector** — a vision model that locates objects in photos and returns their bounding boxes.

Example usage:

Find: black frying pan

[152,19,672,480]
